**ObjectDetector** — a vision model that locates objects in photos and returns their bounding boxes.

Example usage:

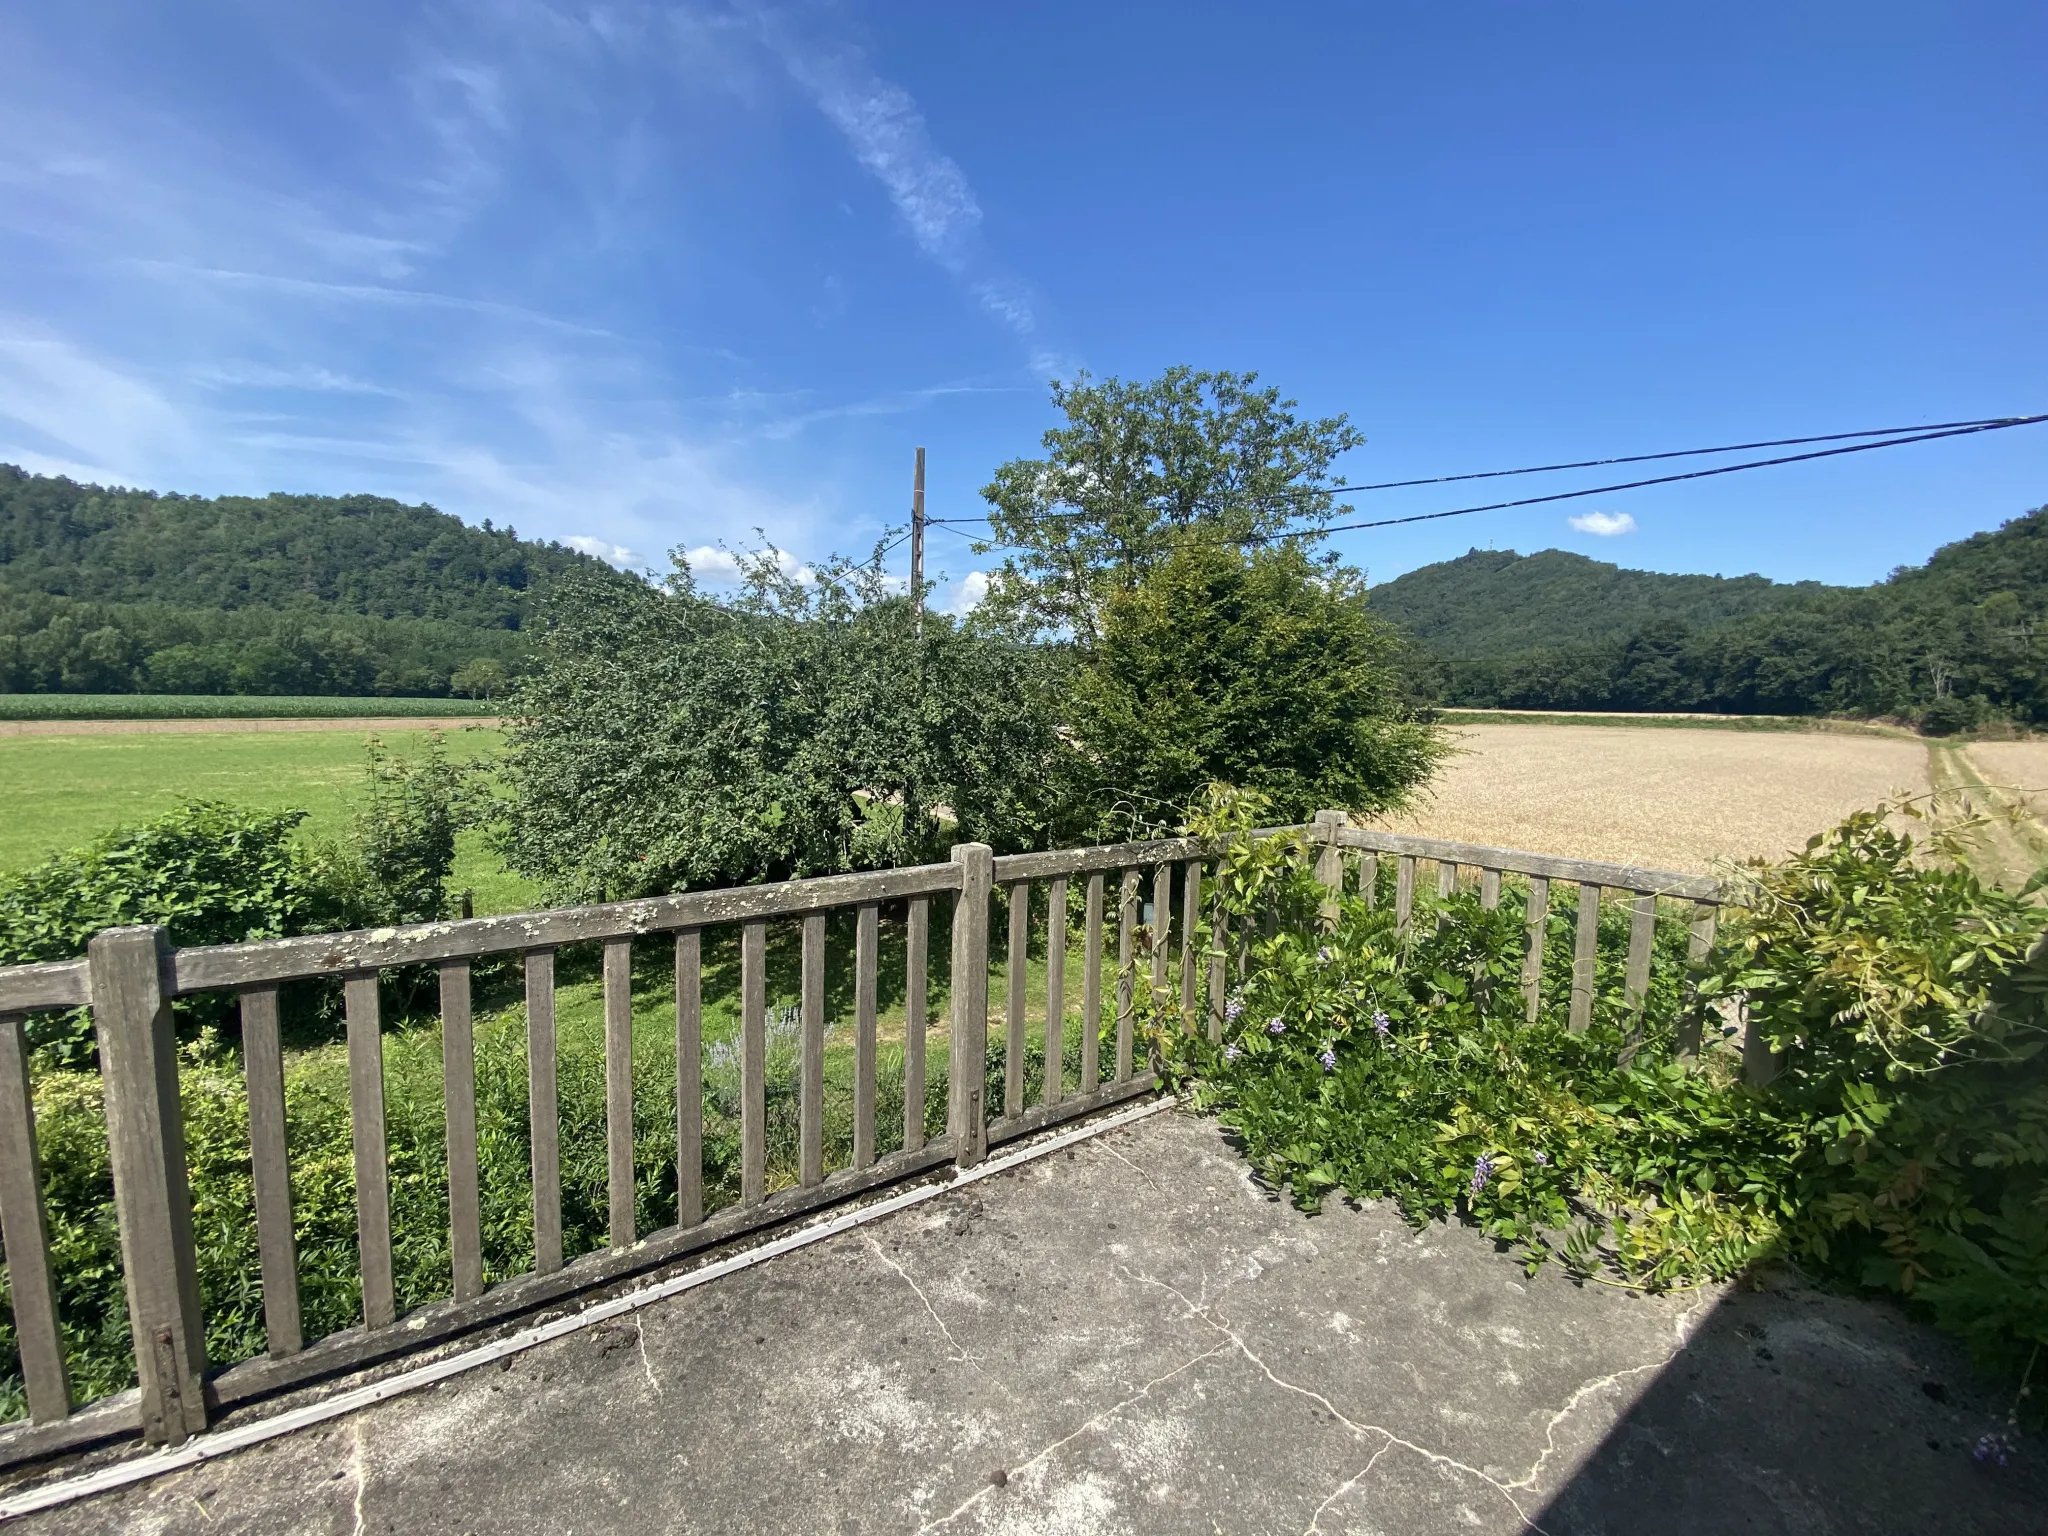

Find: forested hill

[0,465,634,697]
[0,465,610,626]
[1366,548,1841,657]
[1375,506,2048,731]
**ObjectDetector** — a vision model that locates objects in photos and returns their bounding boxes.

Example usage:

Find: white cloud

[679,544,812,584]
[1567,511,1637,537]
[564,534,642,568]
[945,570,990,616]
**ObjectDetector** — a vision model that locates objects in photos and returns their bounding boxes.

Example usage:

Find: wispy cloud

[1568,511,1637,536]
[766,15,1060,363]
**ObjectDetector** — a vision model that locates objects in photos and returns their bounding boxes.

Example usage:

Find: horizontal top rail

[0,959,88,1012]
[170,863,965,995]
[1333,826,1722,902]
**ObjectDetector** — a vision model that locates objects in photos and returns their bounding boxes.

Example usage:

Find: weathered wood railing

[0,816,1740,1466]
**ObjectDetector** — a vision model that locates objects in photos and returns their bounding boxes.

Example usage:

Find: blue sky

[1,2,2043,605]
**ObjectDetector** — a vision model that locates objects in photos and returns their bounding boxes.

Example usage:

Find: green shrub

[0,803,366,1062]
[1158,787,2047,1401]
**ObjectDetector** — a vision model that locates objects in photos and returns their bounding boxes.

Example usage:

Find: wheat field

[1374,722,1932,875]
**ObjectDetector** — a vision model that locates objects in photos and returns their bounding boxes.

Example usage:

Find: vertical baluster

[344,971,394,1330]
[1081,873,1105,1093]
[1005,882,1028,1120]
[1180,859,1202,1031]
[1438,861,1459,901]
[238,987,299,1357]
[525,949,562,1274]
[741,921,767,1205]
[1394,855,1416,936]
[1569,884,1601,1032]
[675,930,703,1227]
[1479,868,1501,910]
[0,1013,69,1421]
[1150,863,1173,1014]
[603,940,635,1247]
[1115,868,1138,1082]
[1358,850,1378,908]
[1044,877,1067,1106]
[852,904,879,1171]
[904,898,929,1154]
[440,961,483,1302]
[800,913,826,1187]
[1677,902,1718,1060]
[1624,893,1657,1016]
[1207,865,1227,1043]
[1522,877,1550,1023]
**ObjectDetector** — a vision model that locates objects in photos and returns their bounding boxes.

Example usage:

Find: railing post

[1313,810,1345,930]
[88,925,208,1446]
[949,842,993,1168]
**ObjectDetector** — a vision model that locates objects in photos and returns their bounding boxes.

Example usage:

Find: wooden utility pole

[911,446,926,637]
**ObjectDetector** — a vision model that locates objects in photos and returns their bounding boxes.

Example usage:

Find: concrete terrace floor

[17,1107,2045,1535]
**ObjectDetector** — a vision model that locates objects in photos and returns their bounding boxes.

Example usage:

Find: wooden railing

[0,816,1740,1467]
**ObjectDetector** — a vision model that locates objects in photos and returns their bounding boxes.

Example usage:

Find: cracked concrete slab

[15,1110,2044,1534]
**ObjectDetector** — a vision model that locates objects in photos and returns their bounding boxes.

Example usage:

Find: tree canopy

[977,368,1364,644]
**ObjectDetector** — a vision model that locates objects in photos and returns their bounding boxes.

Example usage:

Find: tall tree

[977,368,1365,644]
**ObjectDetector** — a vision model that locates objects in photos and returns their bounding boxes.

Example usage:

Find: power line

[1251,414,2048,542]
[922,412,2044,529]
[919,412,2046,553]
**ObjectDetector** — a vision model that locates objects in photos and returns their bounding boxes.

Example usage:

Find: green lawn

[0,725,537,915]
[0,695,499,721]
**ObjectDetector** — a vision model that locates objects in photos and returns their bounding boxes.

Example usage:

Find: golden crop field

[1374,722,1933,875]
[1963,741,2048,811]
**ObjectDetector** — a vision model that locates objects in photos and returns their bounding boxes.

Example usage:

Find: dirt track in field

[1375,722,1932,875]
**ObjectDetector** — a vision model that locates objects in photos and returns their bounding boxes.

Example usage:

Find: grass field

[0,694,499,721]
[1377,721,1935,874]
[0,723,534,913]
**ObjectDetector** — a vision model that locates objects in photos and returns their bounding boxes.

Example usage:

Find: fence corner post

[89,924,208,1446]
[1312,810,1346,929]
[948,843,993,1169]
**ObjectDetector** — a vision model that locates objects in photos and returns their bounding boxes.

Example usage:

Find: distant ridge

[0,466,636,697]
[1367,507,2048,730]
[1366,547,1840,657]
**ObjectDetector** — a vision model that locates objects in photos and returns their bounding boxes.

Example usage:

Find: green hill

[0,466,632,697]
[1373,508,2048,730]
[1366,547,1839,657]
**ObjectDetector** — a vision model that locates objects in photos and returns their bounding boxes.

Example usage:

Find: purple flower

[1319,1046,1337,1072]
[1372,1010,1391,1040]
[1469,1153,1496,1199]
[1974,1432,2015,1466]
[1224,992,1246,1024]
[1222,1043,1242,1063]
[1531,1150,1549,1167]
[1316,946,1334,964]
[1266,1017,1287,1036]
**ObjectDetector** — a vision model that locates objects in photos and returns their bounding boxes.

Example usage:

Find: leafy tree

[496,551,1081,900]
[449,657,510,700]
[1070,540,1446,831]
[978,368,1364,645]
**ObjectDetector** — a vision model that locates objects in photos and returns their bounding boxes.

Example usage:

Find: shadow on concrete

[1532,1271,2047,1535]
